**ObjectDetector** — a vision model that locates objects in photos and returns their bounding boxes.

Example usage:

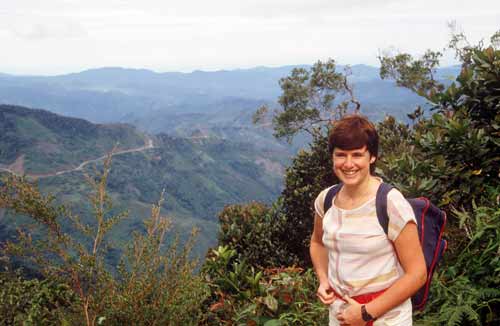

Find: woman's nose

[344,156,354,168]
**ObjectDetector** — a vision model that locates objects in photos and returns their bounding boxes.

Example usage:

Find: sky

[1,0,499,75]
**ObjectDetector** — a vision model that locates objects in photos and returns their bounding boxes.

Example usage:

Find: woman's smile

[333,146,375,186]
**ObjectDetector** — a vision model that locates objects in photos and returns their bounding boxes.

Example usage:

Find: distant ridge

[0,63,461,78]
[0,64,460,135]
[0,104,146,174]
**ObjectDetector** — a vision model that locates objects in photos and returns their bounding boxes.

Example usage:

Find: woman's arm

[310,213,336,305]
[337,222,427,325]
[365,222,427,316]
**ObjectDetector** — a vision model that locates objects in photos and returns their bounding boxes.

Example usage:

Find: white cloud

[6,20,87,40]
[1,0,499,74]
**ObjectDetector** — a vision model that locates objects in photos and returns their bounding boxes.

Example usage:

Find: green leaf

[264,295,279,312]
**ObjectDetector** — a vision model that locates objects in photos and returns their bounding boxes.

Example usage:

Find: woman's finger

[316,293,327,304]
[317,286,336,304]
[317,293,336,305]
[343,296,356,304]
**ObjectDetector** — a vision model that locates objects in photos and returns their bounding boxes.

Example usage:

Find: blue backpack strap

[323,183,343,214]
[375,183,394,235]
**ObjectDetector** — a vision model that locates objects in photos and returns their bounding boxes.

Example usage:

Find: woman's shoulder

[314,184,340,218]
[318,184,339,197]
[384,185,416,241]
[386,186,409,204]
[316,184,343,203]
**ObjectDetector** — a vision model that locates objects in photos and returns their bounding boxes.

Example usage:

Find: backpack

[323,182,447,310]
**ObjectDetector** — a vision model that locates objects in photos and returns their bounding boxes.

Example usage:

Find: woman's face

[332,146,375,187]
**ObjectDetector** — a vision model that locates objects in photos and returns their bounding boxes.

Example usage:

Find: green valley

[0,104,288,257]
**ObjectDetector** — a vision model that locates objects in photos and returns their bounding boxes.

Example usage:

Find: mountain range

[0,64,460,258]
[0,64,459,129]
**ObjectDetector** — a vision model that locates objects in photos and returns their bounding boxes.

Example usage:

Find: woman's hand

[316,282,336,305]
[336,296,365,326]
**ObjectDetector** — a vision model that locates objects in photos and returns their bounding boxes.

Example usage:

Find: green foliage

[264,59,360,142]
[201,246,328,326]
[210,130,335,276]
[0,272,76,325]
[217,200,297,268]
[379,36,500,210]
[379,50,445,100]
[376,115,426,193]
[280,134,336,266]
[102,198,209,325]
[279,132,337,266]
[0,155,208,326]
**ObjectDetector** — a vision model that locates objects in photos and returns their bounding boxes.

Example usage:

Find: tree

[378,29,500,209]
[378,30,500,325]
[253,59,360,142]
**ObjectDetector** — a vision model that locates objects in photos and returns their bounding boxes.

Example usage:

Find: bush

[0,272,76,325]
[200,246,328,326]
[278,132,337,267]
[0,155,208,325]
[217,200,297,268]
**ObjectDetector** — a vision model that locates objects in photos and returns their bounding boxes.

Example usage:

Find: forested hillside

[0,105,287,261]
[0,104,146,174]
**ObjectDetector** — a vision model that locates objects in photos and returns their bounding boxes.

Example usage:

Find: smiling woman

[328,115,378,175]
[332,146,376,190]
[310,115,427,326]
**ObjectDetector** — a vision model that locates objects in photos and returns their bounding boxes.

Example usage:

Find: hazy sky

[2,0,499,75]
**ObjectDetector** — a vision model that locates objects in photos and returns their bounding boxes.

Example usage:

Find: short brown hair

[328,115,379,174]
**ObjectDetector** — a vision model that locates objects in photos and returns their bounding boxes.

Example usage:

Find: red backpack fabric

[323,182,447,310]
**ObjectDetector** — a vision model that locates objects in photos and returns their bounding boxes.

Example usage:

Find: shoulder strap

[324,182,394,236]
[323,183,342,214]
[376,183,393,235]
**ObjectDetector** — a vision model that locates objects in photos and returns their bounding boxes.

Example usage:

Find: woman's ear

[370,156,376,164]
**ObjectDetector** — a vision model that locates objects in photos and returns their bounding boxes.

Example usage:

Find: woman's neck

[341,175,379,200]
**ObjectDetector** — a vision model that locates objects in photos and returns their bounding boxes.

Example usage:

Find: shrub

[0,272,76,325]
[278,132,337,267]
[217,200,297,268]
[0,155,208,325]
[200,246,328,326]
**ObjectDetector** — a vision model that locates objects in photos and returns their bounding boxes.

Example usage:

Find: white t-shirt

[314,185,416,326]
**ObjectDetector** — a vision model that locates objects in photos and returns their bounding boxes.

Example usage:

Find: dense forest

[1,31,499,325]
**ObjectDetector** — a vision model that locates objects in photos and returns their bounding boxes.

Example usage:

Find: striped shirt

[314,185,416,326]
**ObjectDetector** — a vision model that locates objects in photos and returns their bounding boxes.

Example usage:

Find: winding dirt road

[0,135,155,180]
